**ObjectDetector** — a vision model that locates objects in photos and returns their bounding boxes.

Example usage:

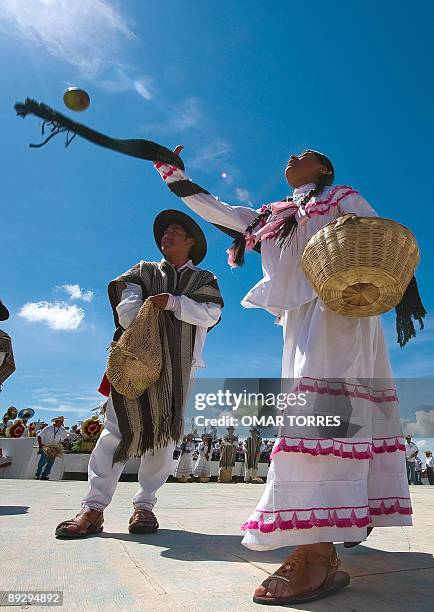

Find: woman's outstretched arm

[154,146,258,232]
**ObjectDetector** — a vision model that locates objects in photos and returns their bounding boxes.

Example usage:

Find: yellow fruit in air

[63,87,90,112]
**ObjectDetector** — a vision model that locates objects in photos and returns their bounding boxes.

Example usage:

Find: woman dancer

[174,433,195,483]
[193,433,213,482]
[154,148,414,605]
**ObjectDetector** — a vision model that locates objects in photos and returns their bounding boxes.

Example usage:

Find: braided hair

[230,150,335,265]
[204,437,212,460]
[229,209,272,267]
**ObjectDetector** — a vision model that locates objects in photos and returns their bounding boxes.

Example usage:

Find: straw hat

[153,210,207,265]
[51,416,65,423]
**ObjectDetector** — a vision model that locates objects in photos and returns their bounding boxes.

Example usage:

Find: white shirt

[155,164,378,317]
[116,259,221,368]
[405,441,418,462]
[426,456,433,469]
[38,425,68,445]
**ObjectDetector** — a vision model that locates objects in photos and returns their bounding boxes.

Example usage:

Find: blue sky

[1,1,433,445]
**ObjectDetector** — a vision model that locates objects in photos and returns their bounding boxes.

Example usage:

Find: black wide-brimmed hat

[153,209,207,266]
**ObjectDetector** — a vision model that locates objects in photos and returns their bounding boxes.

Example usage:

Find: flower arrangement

[72,416,104,453]
[6,419,25,438]
[82,416,104,439]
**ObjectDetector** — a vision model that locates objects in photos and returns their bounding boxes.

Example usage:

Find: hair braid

[275,173,330,249]
[229,208,271,267]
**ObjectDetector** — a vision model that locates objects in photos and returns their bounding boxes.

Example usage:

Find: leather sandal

[128,509,159,534]
[253,546,350,606]
[55,508,104,539]
[344,526,373,548]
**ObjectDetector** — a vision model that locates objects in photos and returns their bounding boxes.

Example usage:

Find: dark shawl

[0,330,15,386]
[245,436,262,469]
[219,439,237,469]
[108,260,223,463]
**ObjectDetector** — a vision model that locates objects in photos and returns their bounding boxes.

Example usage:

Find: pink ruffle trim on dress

[368,497,413,516]
[241,498,412,532]
[271,436,406,460]
[304,186,358,216]
[294,377,398,403]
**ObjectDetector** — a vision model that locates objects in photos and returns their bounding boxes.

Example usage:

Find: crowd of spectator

[174,436,276,463]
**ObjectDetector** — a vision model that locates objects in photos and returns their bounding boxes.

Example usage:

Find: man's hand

[173,145,184,157]
[149,293,171,310]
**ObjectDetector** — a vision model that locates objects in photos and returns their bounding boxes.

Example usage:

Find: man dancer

[243,427,265,484]
[218,426,238,483]
[55,210,223,538]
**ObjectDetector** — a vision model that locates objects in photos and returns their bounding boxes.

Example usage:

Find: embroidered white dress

[193,442,212,478]
[154,163,411,550]
[175,441,195,478]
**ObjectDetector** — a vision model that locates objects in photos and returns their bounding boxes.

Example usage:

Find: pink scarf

[227,199,306,268]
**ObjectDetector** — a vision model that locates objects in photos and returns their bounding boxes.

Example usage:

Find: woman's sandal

[344,526,373,548]
[55,509,104,539]
[128,509,159,534]
[253,546,350,606]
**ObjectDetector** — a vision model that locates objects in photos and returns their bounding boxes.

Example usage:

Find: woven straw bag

[301,216,420,317]
[43,444,63,459]
[107,298,162,399]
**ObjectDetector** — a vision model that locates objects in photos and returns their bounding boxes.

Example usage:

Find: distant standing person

[174,434,195,482]
[218,426,238,483]
[193,433,213,482]
[425,450,434,485]
[35,416,68,480]
[405,434,418,485]
[243,427,265,483]
[414,452,423,485]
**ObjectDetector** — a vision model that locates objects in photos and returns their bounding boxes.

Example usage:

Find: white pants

[81,396,175,512]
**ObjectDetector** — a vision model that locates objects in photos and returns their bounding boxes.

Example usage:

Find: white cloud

[142,97,204,136]
[414,438,434,453]
[402,407,434,437]
[97,67,153,100]
[0,0,135,78]
[235,187,253,205]
[189,138,233,168]
[29,404,86,416]
[18,301,85,331]
[133,78,152,101]
[60,284,94,303]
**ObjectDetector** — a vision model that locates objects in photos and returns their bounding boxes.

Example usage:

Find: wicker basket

[301,217,419,317]
[79,440,97,453]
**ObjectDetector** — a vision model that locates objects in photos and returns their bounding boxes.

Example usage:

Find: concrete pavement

[1,480,433,611]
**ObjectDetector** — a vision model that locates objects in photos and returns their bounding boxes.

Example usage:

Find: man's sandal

[55,509,104,539]
[128,509,159,534]
[253,546,350,606]
[344,526,373,548]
